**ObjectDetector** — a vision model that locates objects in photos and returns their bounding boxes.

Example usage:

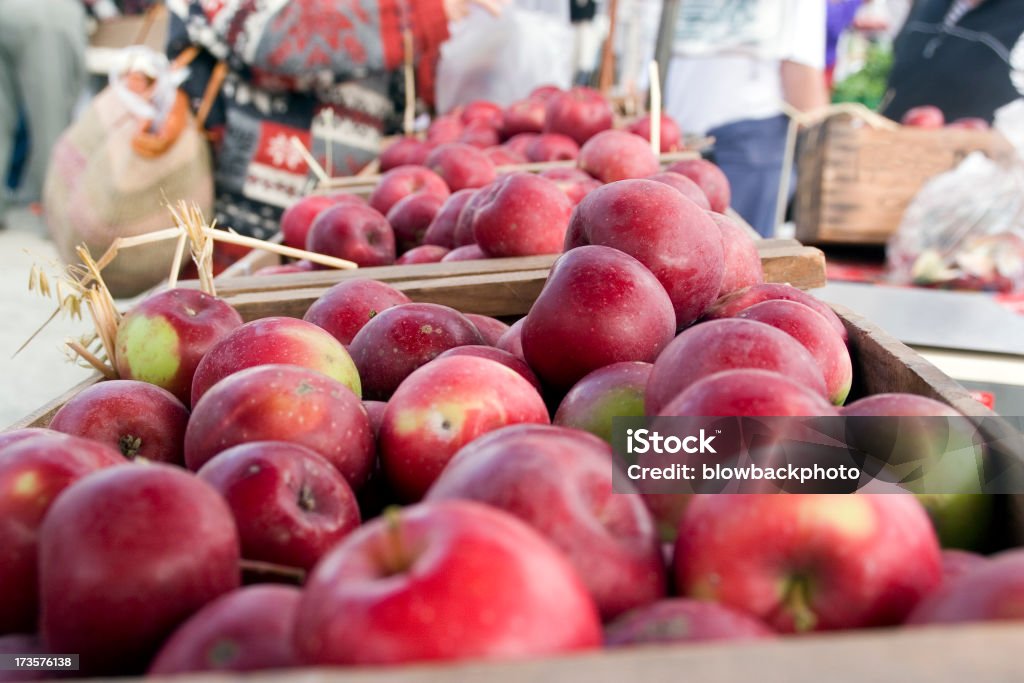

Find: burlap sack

[43,85,214,298]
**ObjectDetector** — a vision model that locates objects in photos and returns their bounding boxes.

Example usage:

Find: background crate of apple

[794,111,1013,246]
[7,261,1024,683]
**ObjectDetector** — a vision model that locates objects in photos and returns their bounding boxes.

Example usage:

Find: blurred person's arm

[781,60,830,112]
[780,0,828,115]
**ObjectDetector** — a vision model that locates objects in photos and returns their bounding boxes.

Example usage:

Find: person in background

[0,0,97,229]
[166,0,503,240]
[882,0,1024,123]
[665,1,829,236]
[827,0,864,87]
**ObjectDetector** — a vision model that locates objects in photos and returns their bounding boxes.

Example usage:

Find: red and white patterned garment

[167,0,449,238]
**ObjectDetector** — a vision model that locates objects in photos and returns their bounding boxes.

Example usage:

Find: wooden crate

[9,273,1024,682]
[209,238,825,312]
[794,113,1014,245]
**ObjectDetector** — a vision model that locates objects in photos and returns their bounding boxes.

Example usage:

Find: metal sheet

[814,283,1024,357]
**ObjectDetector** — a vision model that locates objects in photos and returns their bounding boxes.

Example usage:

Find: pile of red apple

[899,105,989,131]
[270,85,726,270]
[1,176,1016,677]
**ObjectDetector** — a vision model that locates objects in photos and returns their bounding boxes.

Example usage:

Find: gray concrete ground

[0,207,94,428]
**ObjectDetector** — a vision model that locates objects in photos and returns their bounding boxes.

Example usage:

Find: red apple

[554,361,652,443]
[544,86,614,145]
[423,188,477,248]
[303,278,412,346]
[522,245,676,391]
[425,143,497,191]
[197,442,360,569]
[457,121,501,148]
[529,84,562,101]
[185,364,374,488]
[704,282,849,344]
[645,319,828,414]
[647,172,711,210]
[666,159,731,213]
[253,261,315,276]
[567,179,725,327]
[948,117,989,131]
[840,394,988,546]
[115,287,244,405]
[441,244,488,261]
[306,203,396,268]
[460,100,504,128]
[190,316,361,405]
[396,244,449,263]
[496,317,526,360]
[293,500,601,664]
[503,132,539,158]
[427,424,664,620]
[675,494,942,632]
[737,300,852,405]
[605,599,774,646]
[502,98,546,137]
[483,146,526,166]
[386,192,444,253]
[436,345,541,390]
[49,380,189,464]
[40,464,240,674]
[626,113,683,153]
[901,105,945,128]
[540,167,602,205]
[280,194,364,249]
[578,130,660,183]
[368,165,450,216]
[526,133,580,162]
[661,369,837,417]
[427,114,464,144]
[471,172,573,257]
[0,432,122,634]
[150,586,301,674]
[708,211,763,295]
[379,137,432,172]
[379,355,549,500]
[940,550,987,584]
[464,313,509,346]
[452,188,488,246]
[362,400,387,437]
[348,302,485,400]
[907,549,1024,625]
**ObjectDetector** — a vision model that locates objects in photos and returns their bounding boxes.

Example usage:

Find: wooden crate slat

[199,241,826,299]
[795,114,1014,245]
[132,623,1024,683]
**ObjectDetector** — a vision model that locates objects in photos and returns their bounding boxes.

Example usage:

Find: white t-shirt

[665,0,826,135]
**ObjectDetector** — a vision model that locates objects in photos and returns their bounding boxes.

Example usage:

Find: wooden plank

[226,270,551,322]
[223,243,826,322]
[759,245,826,289]
[131,623,1024,683]
[209,256,560,296]
[198,241,824,297]
[5,374,104,431]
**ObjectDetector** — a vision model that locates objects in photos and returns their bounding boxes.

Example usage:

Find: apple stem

[118,434,143,459]
[381,506,411,576]
[782,575,818,633]
[297,484,316,512]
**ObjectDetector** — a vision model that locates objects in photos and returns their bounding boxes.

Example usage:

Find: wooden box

[794,113,1014,246]
[9,269,1024,683]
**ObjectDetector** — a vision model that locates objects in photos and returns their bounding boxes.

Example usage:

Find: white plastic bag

[886,101,1024,292]
[436,2,573,113]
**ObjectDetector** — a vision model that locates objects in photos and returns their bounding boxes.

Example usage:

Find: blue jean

[707,114,790,238]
